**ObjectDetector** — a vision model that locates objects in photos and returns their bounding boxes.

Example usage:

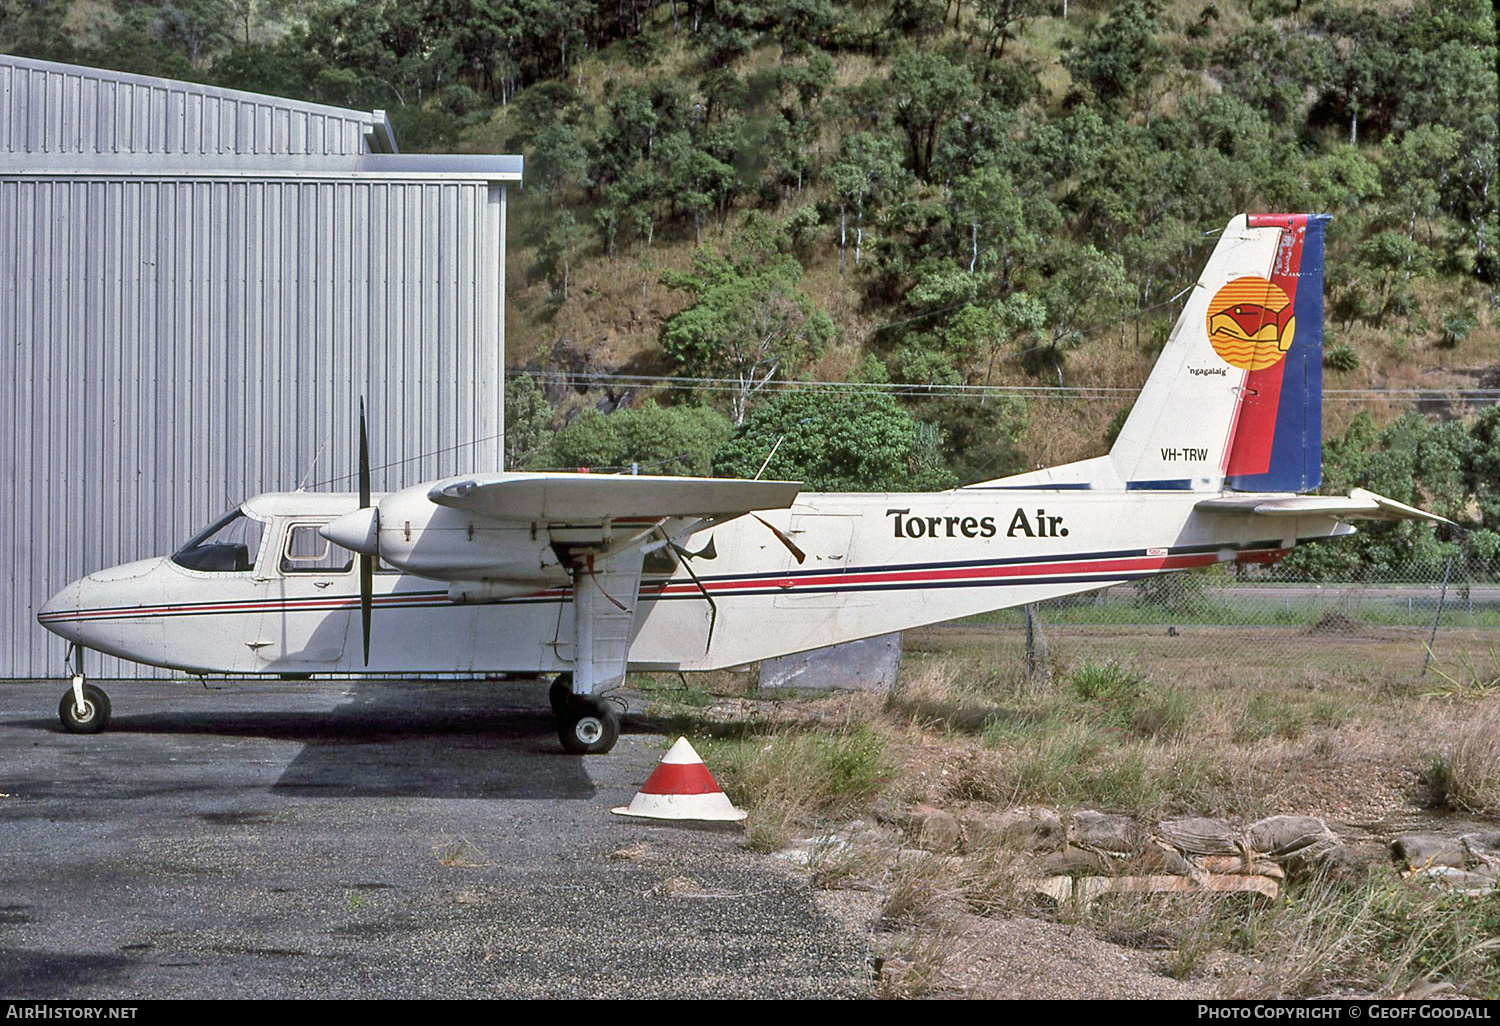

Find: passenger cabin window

[171,510,266,573]
[280,524,354,575]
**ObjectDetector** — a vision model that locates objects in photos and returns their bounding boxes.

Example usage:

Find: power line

[506,368,1500,404]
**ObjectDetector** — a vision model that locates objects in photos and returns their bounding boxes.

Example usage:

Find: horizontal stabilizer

[428,472,801,522]
[1195,487,1453,525]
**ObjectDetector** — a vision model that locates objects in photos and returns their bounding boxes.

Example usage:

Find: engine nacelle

[447,578,567,603]
[371,485,568,582]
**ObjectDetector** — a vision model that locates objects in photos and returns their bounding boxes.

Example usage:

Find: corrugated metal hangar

[0,53,523,678]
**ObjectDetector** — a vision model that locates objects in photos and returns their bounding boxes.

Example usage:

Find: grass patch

[1423,702,1500,815]
[1233,693,1356,743]
[1230,874,1500,999]
[697,726,891,852]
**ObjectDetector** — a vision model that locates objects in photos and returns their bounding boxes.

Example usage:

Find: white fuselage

[37,484,1344,677]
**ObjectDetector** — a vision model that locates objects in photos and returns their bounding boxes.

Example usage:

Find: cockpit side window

[171,510,267,573]
[279,524,355,575]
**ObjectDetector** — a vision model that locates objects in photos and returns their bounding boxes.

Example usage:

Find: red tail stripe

[1226,220,1307,476]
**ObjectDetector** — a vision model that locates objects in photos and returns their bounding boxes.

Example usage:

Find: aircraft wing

[1195,488,1454,525]
[426,472,801,522]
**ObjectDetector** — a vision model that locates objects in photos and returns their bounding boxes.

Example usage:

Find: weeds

[1421,643,1500,696]
[874,931,958,999]
[1087,892,1245,980]
[1423,703,1500,815]
[1229,873,1500,998]
[698,726,890,852]
[880,852,963,929]
[635,640,1498,997]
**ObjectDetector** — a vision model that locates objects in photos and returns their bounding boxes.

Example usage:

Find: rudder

[1222,213,1328,492]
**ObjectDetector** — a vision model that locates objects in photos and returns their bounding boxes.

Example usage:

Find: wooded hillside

[5,0,1498,570]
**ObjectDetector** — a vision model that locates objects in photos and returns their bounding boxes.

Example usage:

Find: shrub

[1324,343,1360,372]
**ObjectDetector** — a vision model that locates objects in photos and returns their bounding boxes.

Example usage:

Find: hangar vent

[0,53,522,678]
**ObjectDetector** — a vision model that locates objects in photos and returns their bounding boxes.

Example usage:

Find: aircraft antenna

[295,442,327,492]
[754,436,786,480]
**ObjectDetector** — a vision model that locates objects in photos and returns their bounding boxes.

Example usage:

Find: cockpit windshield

[171,509,266,572]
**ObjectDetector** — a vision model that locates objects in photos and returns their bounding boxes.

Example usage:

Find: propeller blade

[358,398,373,665]
[360,552,372,666]
[358,399,371,509]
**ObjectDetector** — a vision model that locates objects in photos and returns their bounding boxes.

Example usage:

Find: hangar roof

[0,53,522,183]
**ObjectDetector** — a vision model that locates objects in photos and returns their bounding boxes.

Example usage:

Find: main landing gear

[58,644,111,734]
[549,673,620,755]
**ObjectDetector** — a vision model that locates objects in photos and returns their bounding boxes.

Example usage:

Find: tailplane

[1108,213,1329,493]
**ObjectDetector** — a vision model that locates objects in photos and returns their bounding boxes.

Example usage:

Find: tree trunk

[839,205,847,275]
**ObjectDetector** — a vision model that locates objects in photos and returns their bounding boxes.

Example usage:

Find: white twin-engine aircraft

[39,213,1449,752]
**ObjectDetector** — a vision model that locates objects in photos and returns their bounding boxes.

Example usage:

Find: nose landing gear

[58,644,111,734]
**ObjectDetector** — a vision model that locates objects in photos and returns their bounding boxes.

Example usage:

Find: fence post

[1024,603,1047,678]
[1420,556,1454,679]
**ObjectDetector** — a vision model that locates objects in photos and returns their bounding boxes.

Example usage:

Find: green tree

[970,0,1040,60]
[885,48,977,181]
[714,389,957,491]
[1029,245,1130,384]
[1381,125,1461,244]
[504,375,555,469]
[538,209,588,300]
[951,166,1049,288]
[539,401,734,476]
[825,132,905,274]
[1284,410,1485,577]
[1311,4,1404,145]
[660,250,834,423]
[1354,230,1430,328]
[1211,25,1327,129]
[526,121,592,203]
[1060,0,1165,111]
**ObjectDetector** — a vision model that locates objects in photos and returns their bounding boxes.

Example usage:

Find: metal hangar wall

[0,53,523,678]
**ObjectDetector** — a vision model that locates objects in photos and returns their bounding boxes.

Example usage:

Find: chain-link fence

[940,558,1500,689]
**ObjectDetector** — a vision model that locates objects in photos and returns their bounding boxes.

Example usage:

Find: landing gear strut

[58,643,110,734]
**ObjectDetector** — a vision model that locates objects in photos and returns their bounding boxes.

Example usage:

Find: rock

[1245,815,1338,868]
[1413,866,1499,893]
[1156,817,1239,857]
[1460,832,1500,870]
[1069,811,1145,856]
[1132,844,1195,876]
[1392,834,1468,872]
[906,805,964,854]
[961,808,1065,853]
[1035,846,1114,877]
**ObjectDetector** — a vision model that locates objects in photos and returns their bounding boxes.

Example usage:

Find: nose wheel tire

[548,673,575,716]
[557,695,619,755]
[59,684,111,734]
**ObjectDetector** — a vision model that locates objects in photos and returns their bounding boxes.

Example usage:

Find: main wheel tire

[59,684,111,734]
[557,696,619,755]
[548,673,575,716]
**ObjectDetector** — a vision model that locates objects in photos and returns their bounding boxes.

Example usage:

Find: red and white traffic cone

[612,736,747,822]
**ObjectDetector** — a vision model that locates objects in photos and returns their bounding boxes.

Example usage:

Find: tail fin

[1108,213,1329,493]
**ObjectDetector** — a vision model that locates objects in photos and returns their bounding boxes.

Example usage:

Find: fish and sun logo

[1205,276,1295,371]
